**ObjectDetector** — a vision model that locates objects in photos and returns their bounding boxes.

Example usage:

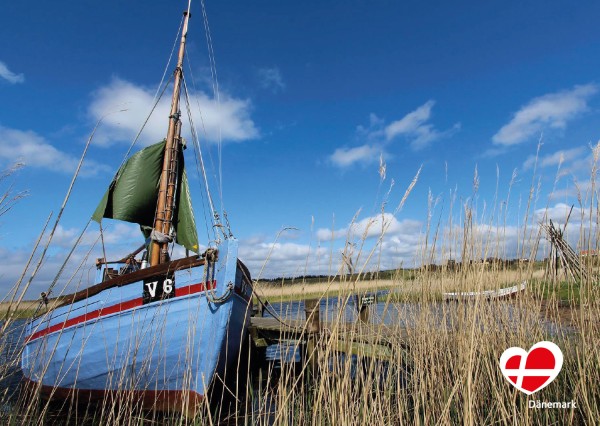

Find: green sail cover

[92,140,199,253]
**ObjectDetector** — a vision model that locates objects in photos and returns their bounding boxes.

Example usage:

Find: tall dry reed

[0,148,599,425]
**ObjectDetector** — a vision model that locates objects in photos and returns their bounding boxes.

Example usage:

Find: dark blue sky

[1,0,600,295]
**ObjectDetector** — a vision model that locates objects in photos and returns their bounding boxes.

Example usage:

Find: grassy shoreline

[0,301,40,320]
[4,267,589,318]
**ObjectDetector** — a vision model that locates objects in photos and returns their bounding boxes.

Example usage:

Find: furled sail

[92,140,199,253]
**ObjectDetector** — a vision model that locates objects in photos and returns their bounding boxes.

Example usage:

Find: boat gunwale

[52,254,209,311]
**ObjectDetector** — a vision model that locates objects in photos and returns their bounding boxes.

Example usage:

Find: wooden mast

[151,11,191,266]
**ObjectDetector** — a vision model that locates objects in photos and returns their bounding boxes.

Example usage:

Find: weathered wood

[151,11,191,266]
[55,255,206,308]
[358,294,375,323]
[304,299,321,377]
[358,305,370,323]
[249,314,407,362]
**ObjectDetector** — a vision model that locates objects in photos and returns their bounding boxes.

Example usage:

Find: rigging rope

[152,15,184,102]
[183,49,222,214]
[103,20,183,251]
[119,76,173,167]
[182,76,220,244]
[117,16,183,167]
[200,0,225,216]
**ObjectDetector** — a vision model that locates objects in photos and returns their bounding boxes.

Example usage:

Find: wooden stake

[304,298,320,379]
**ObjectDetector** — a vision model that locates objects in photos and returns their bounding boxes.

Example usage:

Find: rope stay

[18,4,230,317]
[177,1,235,244]
[199,0,224,213]
[19,20,185,311]
[183,50,222,214]
[118,15,183,168]
[181,68,231,242]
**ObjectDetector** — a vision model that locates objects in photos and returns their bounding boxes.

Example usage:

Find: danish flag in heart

[499,341,563,395]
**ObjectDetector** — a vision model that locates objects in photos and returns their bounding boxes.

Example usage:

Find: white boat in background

[443,281,527,302]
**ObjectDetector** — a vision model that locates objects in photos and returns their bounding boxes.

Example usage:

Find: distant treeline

[258,269,405,286]
[258,257,547,286]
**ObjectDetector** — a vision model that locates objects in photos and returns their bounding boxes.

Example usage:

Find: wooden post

[304,298,320,379]
[356,294,374,324]
[359,304,370,323]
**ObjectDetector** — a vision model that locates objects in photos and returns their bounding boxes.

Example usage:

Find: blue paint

[21,239,252,401]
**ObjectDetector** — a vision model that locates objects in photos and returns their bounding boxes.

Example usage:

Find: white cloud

[237,215,425,279]
[384,101,460,150]
[49,222,143,249]
[534,203,583,225]
[493,84,598,146]
[258,67,285,92]
[385,100,434,139]
[239,238,333,278]
[0,125,109,176]
[522,146,587,171]
[330,101,459,168]
[548,176,595,201]
[316,213,422,242]
[329,144,381,168]
[0,222,149,299]
[314,214,424,272]
[0,61,24,84]
[88,77,259,147]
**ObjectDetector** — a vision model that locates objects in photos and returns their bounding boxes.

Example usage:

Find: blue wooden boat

[21,6,253,416]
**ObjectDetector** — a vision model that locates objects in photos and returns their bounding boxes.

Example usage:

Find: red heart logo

[499,341,563,395]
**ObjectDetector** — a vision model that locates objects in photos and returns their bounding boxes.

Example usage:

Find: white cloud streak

[330,100,459,168]
[493,84,598,146]
[0,125,109,176]
[383,101,460,150]
[329,144,381,168]
[534,203,583,225]
[0,61,24,84]
[316,213,422,242]
[522,146,587,171]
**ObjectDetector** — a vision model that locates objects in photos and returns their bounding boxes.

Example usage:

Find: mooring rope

[250,288,303,333]
[201,249,233,304]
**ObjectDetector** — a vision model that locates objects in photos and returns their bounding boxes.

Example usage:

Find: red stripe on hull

[22,378,204,417]
[26,280,216,343]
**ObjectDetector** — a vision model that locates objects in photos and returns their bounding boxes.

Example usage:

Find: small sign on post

[355,294,375,323]
[360,295,375,307]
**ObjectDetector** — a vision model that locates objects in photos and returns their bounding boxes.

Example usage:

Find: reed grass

[1,147,599,425]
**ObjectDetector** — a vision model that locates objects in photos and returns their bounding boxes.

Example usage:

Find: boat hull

[442,281,527,302]
[21,239,252,415]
